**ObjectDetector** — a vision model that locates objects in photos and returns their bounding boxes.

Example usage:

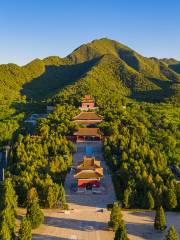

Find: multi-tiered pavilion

[72,95,103,142]
[79,95,98,111]
[74,156,103,191]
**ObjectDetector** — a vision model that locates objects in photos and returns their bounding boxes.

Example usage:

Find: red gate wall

[78,179,100,188]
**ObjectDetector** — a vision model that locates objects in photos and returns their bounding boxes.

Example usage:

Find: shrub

[26,201,44,229]
[18,217,32,240]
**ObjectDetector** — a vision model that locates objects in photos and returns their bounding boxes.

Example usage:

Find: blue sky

[0,0,180,65]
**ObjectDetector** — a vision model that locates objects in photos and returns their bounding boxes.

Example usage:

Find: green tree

[154,206,166,231]
[109,202,123,231]
[46,184,60,208]
[0,178,18,238]
[27,187,39,206]
[164,189,177,210]
[114,225,129,240]
[121,151,128,161]
[18,217,32,240]
[0,221,11,240]
[59,184,66,208]
[123,188,131,208]
[146,192,154,209]
[26,200,44,229]
[166,225,179,240]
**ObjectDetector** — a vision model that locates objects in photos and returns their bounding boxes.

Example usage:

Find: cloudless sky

[0,0,180,65]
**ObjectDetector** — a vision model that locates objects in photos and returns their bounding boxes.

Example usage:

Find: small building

[73,128,102,142]
[74,156,103,190]
[79,95,98,111]
[47,105,55,114]
[72,112,103,126]
[25,113,47,126]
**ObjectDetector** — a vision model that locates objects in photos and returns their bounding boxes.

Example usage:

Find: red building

[73,128,102,142]
[79,95,98,111]
[74,156,103,190]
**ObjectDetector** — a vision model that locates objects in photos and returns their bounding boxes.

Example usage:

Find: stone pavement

[32,141,116,240]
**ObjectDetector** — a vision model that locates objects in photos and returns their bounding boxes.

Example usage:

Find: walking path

[30,141,116,240]
[24,141,180,240]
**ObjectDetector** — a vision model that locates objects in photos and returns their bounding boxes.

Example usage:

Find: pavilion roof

[77,156,101,169]
[74,169,103,179]
[72,112,103,121]
[74,156,103,179]
[73,128,102,137]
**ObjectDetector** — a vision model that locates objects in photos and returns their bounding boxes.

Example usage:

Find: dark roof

[73,128,102,136]
[74,169,103,179]
[72,112,103,121]
[77,157,101,169]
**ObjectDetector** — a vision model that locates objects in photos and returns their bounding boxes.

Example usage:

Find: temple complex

[72,95,103,142]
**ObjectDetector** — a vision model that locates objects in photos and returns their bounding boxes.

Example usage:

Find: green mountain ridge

[67,38,180,82]
[0,38,179,105]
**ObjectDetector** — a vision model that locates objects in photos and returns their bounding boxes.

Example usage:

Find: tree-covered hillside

[0,38,179,147]
[0,38,179,214]
[0,38,179,104]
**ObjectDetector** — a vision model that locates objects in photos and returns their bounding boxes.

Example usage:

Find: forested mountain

[0,38,179,104]
[0,38,179,215]
[0,38,179,145]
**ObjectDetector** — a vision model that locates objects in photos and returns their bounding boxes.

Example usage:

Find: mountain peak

[67,37,131,64]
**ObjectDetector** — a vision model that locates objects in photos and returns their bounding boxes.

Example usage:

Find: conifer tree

[146,191,154,209]
[0,221,11,240]
[109,202,123,231]
[121,151,128,161]
[59,184,66,208]
[165,189,177,210]
[0,178,18,238]
[27,187,39,206]
[26,200,44,229]
[123,188,131,208]
[166,225,179,240]
[46,184,60,208]
[154,206,166,230]
[18,217,32,240]
[114,225,129,240]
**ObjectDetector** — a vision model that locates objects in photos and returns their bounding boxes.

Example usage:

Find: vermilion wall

[82,102,95,108]
[78,179,100,188]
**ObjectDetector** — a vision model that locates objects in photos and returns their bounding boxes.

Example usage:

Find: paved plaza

[32,142,116,240]
[17,142,180,240]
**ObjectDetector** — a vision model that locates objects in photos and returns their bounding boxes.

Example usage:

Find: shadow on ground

[33,235,70,240]
[125,222,163,240]
[44,216,107,231]
[66,191,112,208]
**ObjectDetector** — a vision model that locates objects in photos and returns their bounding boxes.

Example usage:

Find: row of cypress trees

[0,178,17,239]
[109,202,179,240]
[0,178,44,239]
[154,206,179,239]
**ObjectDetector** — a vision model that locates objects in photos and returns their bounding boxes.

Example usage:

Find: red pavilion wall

[82,102,95,108]
[78,179,100,188]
